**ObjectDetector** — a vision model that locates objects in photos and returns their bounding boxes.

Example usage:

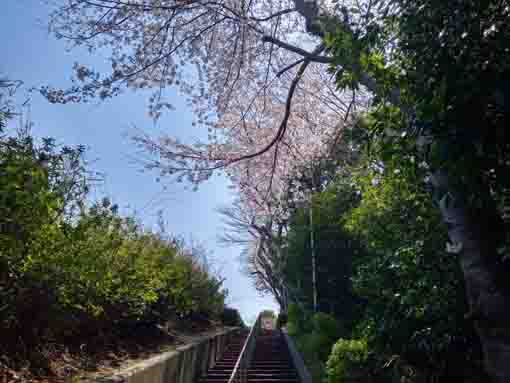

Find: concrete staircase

[248,329,299,383]
[198,330,249,383]
[199,329,299,383]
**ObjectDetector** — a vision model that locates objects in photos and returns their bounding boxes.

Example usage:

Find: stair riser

[201,329,297,383]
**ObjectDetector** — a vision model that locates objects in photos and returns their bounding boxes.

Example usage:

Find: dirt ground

[0,319,227,383]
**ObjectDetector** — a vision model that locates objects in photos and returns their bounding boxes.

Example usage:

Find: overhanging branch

[224,47,320,165]
[291,0,402,105]
[262,36,333,63]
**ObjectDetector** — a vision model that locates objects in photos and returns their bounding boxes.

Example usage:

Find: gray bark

[431,169,510,382]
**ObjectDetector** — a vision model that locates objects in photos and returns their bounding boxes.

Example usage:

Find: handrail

[227,313,263,383]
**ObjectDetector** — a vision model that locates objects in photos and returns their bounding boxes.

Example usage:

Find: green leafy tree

[39,0,510,377]
[0,128,85,336]
[326,338,369,383]
[344,144,484,380]
[285,177,364,327]
[0,120,227,359]
[323,1,510,379]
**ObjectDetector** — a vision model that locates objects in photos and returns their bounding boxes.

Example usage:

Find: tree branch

[276,58,305,77]
[224,49,317,165]
[249,7,297,22]
[291,0,402,105]
[262,35,333,63]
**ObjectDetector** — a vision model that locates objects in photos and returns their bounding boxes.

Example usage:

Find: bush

[287,303,307,336]
[288,310,341,382]
[311,312,341,361]
[0,129,227,351]
[313,312,340,340]
[221,307,244,327]
[326,338,369,383]
[23,200,225,324]
[260,309,275,318]
[296,332,325,380]
[276,312,288,328]
[7,199,227,337]
[0,133,71,335]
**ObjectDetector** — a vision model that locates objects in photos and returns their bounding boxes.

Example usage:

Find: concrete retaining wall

[97,327,240,383]
[281,329,312,383]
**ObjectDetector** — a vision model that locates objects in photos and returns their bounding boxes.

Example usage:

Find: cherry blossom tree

[218,198,290,310]
[42,0,369,216]
[42,0,510,382]
[40,0,372,327]
[42,2,510,380]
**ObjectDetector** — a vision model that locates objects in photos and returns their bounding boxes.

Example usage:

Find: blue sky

[1,0,278,322]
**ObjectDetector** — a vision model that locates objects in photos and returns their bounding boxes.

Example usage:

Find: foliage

[29,0,510,379]
[282,171,368,381]
[343,146,481,378]
[0,127,227,355]
[286,303,306,337]
[276,312,287,329]
[44,0,370,227]
[221,307,245,327]
[281,116,487,380]
[25,200,225,324]
[320,0,509,380]
[287,304,342,382]
[284,179,364,324]
[326,338,369,383]
[0,129,76,331]
[310,312,341,362]
[0,78,20,131]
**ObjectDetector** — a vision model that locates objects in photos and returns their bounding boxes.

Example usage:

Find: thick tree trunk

[431,169,510,382]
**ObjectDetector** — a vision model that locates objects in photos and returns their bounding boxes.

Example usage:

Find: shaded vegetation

[283,0,508,381]
[0,113,229,380]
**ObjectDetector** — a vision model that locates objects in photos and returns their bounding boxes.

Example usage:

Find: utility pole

[310,172,318,313]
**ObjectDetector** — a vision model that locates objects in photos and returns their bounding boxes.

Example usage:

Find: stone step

[201,328,298,383]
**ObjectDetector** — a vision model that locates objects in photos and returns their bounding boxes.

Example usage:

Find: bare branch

[262,35,333,63]
[222,45,325,165]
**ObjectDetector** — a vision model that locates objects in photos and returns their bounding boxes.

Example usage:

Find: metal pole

[309,200,318,313]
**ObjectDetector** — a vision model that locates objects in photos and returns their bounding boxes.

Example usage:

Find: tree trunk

[431,169,510,382]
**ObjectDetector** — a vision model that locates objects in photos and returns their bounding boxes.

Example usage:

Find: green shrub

[288,311,341,382]
[18,199,227,330]
[287,303,307,335]
[260,309,275,318]
[312,312,340,340]
[222,307,244,327]
[276,312,288,328]
[326,338,369,383]
[0,133,68,332]
[296,332,324,381]
[0,129,227,348]
[311,312,341,361]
